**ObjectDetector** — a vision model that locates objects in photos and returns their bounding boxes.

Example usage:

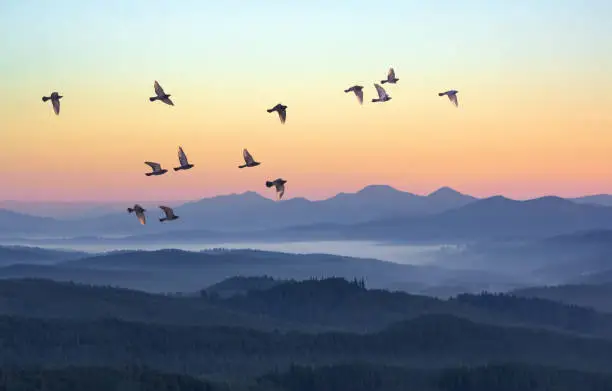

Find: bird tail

[145,172,153,176]
[344,89,350,93]
[42,96,50,102]
[381,80,387,84]
[438,92,445,96]
[127,208,134,213]
[372,99,380,102]
[266,108,274,113]
[159,218,166,222]
[266,181,274,188]
[149,97,157,102]
[238,164,247,168]
[173,167,181,171]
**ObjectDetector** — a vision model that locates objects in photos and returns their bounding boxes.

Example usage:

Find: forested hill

[1,313,612,376]
[257,363,612,391]
[2,364,612,391]
[1,277,612,339]
[1,277,612,389]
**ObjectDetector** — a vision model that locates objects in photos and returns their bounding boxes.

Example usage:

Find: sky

[0,0,611,202]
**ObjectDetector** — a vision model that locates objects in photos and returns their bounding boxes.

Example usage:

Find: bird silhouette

[238,148,261,168]
[267,104,287,124]
[344,85,364,105]
[372,84,391,103]
[149,81,174,106]
[42,92,62,115]
[127,204,146,225]
[381,67,399,84]
[159,205,179,222]
[174,146,194,171]
[438,90,459,107]
[144,161,168,176]
[266,178,287,200]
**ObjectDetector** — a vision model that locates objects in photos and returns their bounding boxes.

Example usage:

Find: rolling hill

[513,282,612,313]
[2,277,612,340]
[1,313,612,376]
[0,245,89,266]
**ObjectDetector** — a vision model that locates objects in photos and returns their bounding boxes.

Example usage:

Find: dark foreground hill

[258,363,612,391]
[0,367,224,391]
[208,277,612,338]
[3,363,612,391]
[1,278,612,389]
[1,314,612,376]
[3,278,612,340]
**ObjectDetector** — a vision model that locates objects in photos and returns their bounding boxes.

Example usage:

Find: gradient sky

[1,0,611,202]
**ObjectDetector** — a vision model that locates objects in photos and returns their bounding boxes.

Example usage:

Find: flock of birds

[42,68,459,226]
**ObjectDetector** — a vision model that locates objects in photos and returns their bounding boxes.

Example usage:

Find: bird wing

[178,147,189,166]
[145,161,161,172]
[136,210,146,225]
[160,96,174,106]
[52,98,60,115]
[154,81,165,96]
[278,109,286,124]
[374,84,387,99]
[277,183,285,199]
[355,88,364,104]
[243,148,255,164]
[448,93,458,107]
[159,205,174,218]
[388,68,395,80]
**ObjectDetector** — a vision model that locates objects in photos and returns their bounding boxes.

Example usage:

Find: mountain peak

[356,185,408,196]
[208,191,268,202]
[428,186,464,198]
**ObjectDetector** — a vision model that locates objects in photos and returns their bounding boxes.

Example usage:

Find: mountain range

[2,185,612,241]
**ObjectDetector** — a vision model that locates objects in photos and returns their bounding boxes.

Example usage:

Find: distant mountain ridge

[0,185,477,236]
[3,186,612,240]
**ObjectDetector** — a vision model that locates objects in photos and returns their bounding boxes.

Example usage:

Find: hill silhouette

[204,275,285,298]
[2,277,612,340]
[258,363,612,391]
[0,245,88,266]
[513,282,612,313]
[1,313,612,376]
[52,248,458,293]
[0,278,611,387]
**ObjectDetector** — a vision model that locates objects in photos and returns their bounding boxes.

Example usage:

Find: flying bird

[144,161,168,176]
[239,148,261,168]
[267,104,287,124]
[159,206,179,222]
[42,92,62,115]
[381,68,399,84]
[149,81,174,106]
[372,84,391,103]
[344,85,364,105]
[438,90,459,107]
[266,178,287,200]
[174,146,194,171]
[127,204,146,225]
